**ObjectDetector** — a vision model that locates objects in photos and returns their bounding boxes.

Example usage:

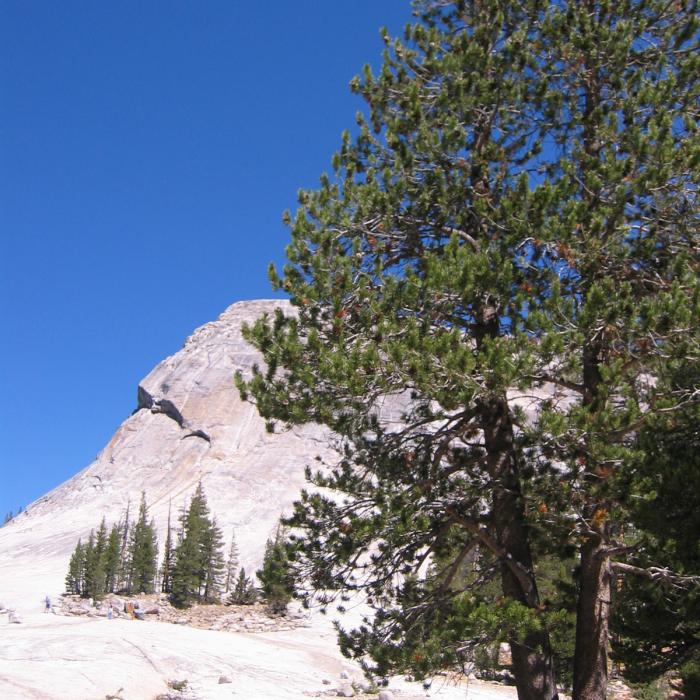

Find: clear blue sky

[0,1,414,518]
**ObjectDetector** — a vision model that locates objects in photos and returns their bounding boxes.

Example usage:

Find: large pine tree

[238,2,699,698]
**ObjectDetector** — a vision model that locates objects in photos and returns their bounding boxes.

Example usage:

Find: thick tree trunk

[481,395,559,700]
[573,536,611,700]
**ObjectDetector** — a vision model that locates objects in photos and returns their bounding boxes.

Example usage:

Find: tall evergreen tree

[82,530,104,599]
[225,530,240,594]
[257,526,294,615]
[117,500,132,592]
[161,501,175,594]
[103,524,121,594]
[201,517,226,603]
[65,538,86,595]
[128,492,158,594]
[170,483,223,607]
[238,2,699,698]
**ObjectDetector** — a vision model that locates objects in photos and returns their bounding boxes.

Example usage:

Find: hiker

[44,595,52,613]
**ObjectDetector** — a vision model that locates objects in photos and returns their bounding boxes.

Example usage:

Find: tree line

[2,506,23,526]
[65,484,292,611]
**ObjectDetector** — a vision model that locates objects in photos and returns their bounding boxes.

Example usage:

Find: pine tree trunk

[573,536,611,700]
[481,395,559,700]
[572,343,611,699]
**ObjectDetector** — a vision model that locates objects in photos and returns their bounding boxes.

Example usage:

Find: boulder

[378,692,395,700]
[218,675,232,684]
[336,684,354,697]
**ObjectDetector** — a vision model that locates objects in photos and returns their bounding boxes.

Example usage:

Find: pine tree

[201,517,226,603]
[225,530,240,594]
[170,483,222,607]
[117,500,131,592]
[65,538,86,595]
[228,567,257,606]
[103,524,121,594]
[611,393,700,695]
[238,2,699,697]
[161,501,174,594]
[257,526,294,615]
[128,492,158,594]
[82,530,104,600]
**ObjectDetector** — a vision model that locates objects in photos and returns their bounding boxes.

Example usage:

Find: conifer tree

[117,500,132,592]
[238,2,699,698]
[65,538,86,595]
[611,395,700,695]
[128,492,158,594]
[161,501,175,594]
[82,530,104,599]
[103,524,121,594]
[225,530,240,594]
[228,567,257,605]
[257,526,294,615]
[170,483,222,607]
[201,517,226,603]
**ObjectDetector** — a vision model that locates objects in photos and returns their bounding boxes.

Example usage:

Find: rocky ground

[57,594,312,634]
[2,597,524,700]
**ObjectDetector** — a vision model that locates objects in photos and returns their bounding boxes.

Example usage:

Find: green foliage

[82,530,105,600]
[612,399,700,686]
[228,567,257,605]
[257,526,294,614]
[65,538,85,595]
[160,504,174,594]
[64,497,159,599]
[237,0,699,694]
[103,525,121,593]
[128,492,158,594]
[200,517,226,603]
[170,483,225,607]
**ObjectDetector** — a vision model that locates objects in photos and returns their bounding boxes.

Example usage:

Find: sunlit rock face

[0,299,336,607]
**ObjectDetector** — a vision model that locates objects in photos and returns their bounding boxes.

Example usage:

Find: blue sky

[0,1,414,519]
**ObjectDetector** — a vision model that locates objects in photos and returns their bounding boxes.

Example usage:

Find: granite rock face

[0,299,336,607]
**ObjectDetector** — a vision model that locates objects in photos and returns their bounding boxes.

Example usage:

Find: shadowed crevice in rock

[151,398,185,427]
[136,385,210,443]
[183,429,211,443]
[137,386,184,426]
